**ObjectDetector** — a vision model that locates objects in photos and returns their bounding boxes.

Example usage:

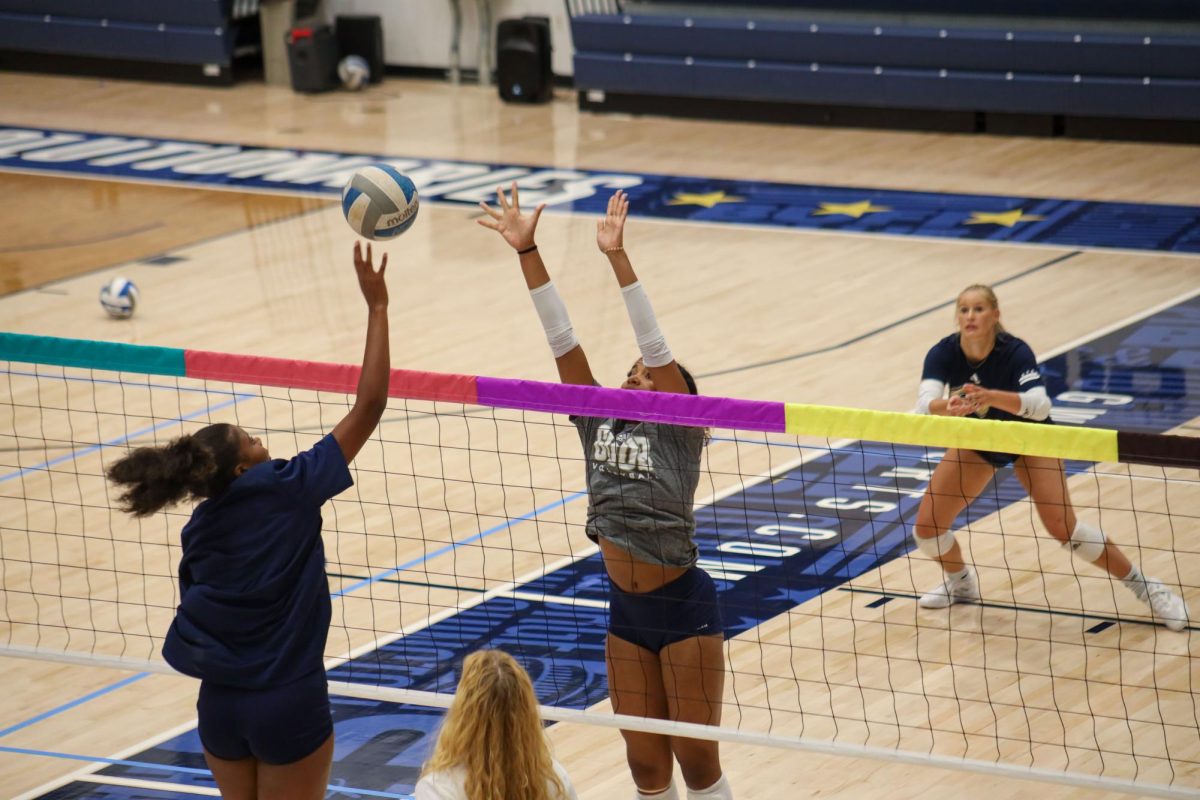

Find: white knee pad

[1064,521,1106,563]
[914,530,957,559]
[688,774,732,800]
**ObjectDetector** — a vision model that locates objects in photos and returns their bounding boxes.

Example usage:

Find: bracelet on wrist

[603,246,625,254]
[517,244,538,255]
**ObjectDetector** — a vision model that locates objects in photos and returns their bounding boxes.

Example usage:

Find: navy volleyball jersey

[922,332,1049,423]
[163,433,352,689]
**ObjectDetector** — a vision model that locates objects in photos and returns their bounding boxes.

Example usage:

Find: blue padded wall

[638,0,1198,21]
[572,17,1200,80]
[571,12,1200,121]
[0,1,229,27]
[0,1,235,68]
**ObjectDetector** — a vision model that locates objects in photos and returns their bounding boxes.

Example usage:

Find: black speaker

[286,24,339,93]
[336,15,385,84]
[497,17,552,104]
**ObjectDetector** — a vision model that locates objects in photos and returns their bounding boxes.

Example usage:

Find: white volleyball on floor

[341,164,420,240]
[338,55,371,91]
[99,277,140,319]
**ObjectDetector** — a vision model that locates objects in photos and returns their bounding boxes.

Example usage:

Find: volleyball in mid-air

[99,277,139,319]
[341,164,419,240]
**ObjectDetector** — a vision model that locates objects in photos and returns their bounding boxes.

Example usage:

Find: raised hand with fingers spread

[476,181,545,253]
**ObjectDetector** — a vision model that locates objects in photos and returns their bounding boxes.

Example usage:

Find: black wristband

[517,244,538,255]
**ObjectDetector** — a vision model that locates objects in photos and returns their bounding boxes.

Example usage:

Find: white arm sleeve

[529,280,579,358]
[915,379,945,415]
[1018,386,1052,421]
[620,281,674,368]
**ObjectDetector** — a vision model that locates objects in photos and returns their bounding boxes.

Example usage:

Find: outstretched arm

[597,190,690,395]
[478,182,594,386]
[332,242,390,462]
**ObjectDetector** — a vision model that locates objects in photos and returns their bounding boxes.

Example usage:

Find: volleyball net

[1,332,1197,797]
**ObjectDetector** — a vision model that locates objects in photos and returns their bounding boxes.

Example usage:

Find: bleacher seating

[0,1,261,85]
[571,2,1200,138]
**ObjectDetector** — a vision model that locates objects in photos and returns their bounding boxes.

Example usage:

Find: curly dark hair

[106,423,242,516]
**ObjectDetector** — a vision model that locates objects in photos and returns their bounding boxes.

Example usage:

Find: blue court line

[2,368,250,398]
[0,746,412,799]
[0,394,250,484]
[332,491,588,597]
[0,673,150,739]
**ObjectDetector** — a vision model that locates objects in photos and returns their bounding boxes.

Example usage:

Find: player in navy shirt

[107,242,391,799]
[479,186,732,800]
[912,284,1187,630]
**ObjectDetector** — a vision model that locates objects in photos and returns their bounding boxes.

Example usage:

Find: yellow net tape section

[784,404,1118,463]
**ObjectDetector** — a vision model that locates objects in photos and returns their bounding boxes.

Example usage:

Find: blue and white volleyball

[341,164,419,240]
[99,277,139,319]
[338,55,370,91]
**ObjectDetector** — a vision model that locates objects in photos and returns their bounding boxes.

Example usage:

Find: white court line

[504,590,608,608]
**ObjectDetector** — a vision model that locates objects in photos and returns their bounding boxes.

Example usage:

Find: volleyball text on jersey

[592,421,654,481]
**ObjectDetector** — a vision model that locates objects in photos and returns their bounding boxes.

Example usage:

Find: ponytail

[107,423,241,516]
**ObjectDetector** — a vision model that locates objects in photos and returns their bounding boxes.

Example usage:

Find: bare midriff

[598,536,687,594]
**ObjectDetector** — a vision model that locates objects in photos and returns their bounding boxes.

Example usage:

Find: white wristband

[529,281,579,358]
[621,281,673,368]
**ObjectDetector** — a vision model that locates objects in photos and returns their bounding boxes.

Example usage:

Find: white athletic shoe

[918,568,980,609]
[1142,579,1189,632]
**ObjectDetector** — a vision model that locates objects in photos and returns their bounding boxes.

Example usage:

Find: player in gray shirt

[479,186,733,800]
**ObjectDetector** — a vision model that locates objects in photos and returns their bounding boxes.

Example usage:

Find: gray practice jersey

[573,416,706,567]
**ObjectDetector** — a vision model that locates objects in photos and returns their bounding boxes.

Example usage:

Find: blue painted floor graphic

[3,127,1200,254]
[38,295,1200,798]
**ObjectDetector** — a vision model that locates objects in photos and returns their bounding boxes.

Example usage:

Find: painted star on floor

[666,190,744,208]
[965,209,1045,227]
[811,200,891,218]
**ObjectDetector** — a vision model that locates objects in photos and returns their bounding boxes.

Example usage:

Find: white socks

[637,782,679,800]
[944,567,970,583]
[1121,563,1148,600]
[687,774,733,800]
[637,774,732,800]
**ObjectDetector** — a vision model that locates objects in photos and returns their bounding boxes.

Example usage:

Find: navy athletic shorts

[608,566,724,653]
[197,669,332,764]
[972,449,1020,468]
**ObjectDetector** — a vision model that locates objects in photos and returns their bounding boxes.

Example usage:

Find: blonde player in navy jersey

[912,284,1188,630]
[478,185,733,800]
[106,242,390,799]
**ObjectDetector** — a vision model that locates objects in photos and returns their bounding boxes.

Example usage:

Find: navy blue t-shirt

[922,332,1048,423]
[162,433,353,689]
